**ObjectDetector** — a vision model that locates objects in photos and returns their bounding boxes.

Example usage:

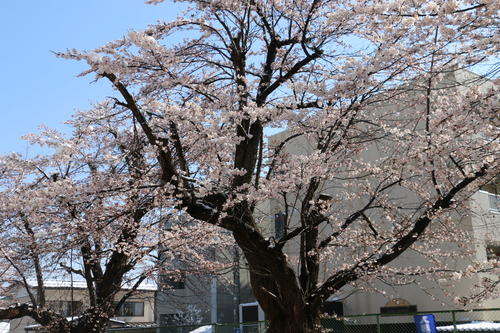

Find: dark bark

[232,223,320,333]
[0,303,111,333]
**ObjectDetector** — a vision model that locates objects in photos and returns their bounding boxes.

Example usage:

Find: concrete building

[157,69,500,324]
[156,246,256,326]
[264,69,500,317]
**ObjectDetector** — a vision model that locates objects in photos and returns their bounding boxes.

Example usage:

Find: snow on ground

[189,325,213,333]
[0,322,9,333]
[187,322,500,333]
[437,321,500,331]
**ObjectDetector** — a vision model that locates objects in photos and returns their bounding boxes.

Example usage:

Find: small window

[323,301,343,316]
[161,314,176,326]
[488,193,500,212]
[160,273,186,290]
[380,305,417,314]
[47,300,83,317]
[241,304,259,322]
[380,299,416,314]
[166,278,185,290]
[487,243,500,261]
[114,302,144,317]
[164,220,173,231]
[274,212,285,239]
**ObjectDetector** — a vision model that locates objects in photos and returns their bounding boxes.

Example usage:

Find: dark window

[323,301,343,316]
[241,305,259,322]
[164,221,172,231]
[167,278,185,290]
[160,273,186,290]
[47,300,83,317]
[274,212,285,239]
[160,314,175,326]
[114,302,144,317]
[487,243,500,261]
[380,305,417,314]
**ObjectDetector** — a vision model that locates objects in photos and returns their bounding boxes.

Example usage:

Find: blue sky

[0,1,183,155]
[1,2,496,157]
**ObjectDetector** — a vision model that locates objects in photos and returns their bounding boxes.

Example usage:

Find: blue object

[234,329,241,333]
[414,314,436,333]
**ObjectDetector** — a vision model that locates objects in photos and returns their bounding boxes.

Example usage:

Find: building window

[380,299,417,314]
[487,243,500,261]
[488,193,500,212]
[164,220,173,231]
[165,278,185,290]
[47,301,83,317]
[114,301,144,317]
[160,273,186,290]
[274,212,285,239]
[160,314,176,327]
[380,305,417,314]
[323,301,343,316]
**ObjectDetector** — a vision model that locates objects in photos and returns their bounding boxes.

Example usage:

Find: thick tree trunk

[231,226,323,333]
[266,312,321,333]
[249,266,322,333]
[0,304,112,333]
[71,313,111,333]
[256,287,322,333]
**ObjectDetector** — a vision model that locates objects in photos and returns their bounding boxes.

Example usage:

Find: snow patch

[437,321,500,331]
[189,325,212,333]
[0,322,9,333]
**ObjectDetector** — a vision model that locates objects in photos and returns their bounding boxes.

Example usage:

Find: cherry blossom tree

[3,0,500,332]
[0,119,233,333]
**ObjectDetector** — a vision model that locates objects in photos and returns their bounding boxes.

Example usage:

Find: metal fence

[107,308,500,333]
[106,321,268,333]
[323,308,500,333]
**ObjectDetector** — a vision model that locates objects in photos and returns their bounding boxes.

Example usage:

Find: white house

[6,280,156,333]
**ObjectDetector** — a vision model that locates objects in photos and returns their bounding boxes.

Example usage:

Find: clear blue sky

[1,2,495,156]
[0,1,183,155]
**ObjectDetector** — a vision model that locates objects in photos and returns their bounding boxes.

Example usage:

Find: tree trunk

[259,292,322,333]
[70,312,111,333]
[41,310,111,333]
[231,227,323,333]
[250,267,322,333]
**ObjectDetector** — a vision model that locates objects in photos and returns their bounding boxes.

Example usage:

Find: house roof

[24,279,157,291]
[23,318,138,331]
